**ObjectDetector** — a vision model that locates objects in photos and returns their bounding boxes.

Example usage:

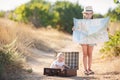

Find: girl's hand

[72,27,75,31]
[61,65,65,71]
[61,67,64,71]
[107,28,109,32]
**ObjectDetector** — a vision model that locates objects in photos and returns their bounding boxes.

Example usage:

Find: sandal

[84,70,89,75]
[88,69,94,74]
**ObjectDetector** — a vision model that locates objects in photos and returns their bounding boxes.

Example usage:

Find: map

[72,17,110,44]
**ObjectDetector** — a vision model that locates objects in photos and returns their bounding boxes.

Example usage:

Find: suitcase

[58,69,77,77]
[44,68,77,77]
[44,52,79,77]
[55,52,79,69]
[44,68,61,76]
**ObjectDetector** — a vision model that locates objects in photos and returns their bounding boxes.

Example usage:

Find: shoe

[88,69,94,74]
[84,70,89,75]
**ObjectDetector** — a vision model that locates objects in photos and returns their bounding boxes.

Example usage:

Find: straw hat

[82,6,93,14]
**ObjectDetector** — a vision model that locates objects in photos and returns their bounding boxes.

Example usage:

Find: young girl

[50,53,69,71]
[72,6,95,75]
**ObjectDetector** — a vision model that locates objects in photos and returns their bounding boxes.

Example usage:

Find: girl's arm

[72,26,75,31]
[55,65,65,71]
[55,64,61,68]
[63,64,70,69]
[107,27,109,32]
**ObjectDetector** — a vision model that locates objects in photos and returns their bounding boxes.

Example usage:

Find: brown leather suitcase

[58,69,77,77]
[44,52,79,77]
[44,68,61,76]
[44,68,77,77]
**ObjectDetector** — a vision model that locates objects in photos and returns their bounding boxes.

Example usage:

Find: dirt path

[20,43,120,80]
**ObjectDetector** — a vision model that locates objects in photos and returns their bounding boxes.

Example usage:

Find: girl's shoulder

[52,60,58,64]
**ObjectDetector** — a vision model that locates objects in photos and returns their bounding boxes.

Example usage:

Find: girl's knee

[83,53,88,57]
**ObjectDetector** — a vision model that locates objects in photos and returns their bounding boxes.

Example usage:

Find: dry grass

[109,22,120,35]
[0,18,35,79]
[0,17,73,55]
[0,26,16,45]
[112,58,120,71]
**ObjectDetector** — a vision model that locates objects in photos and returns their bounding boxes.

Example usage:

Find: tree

[114,0,120,4]
[53,1,83,33]
[9,1,56,27]
[106,5,120,22]
[13,4,31,23]
[9,1,84,33]
[93,14,104,18]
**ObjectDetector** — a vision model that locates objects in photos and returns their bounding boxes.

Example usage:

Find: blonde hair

[57,52,64,58]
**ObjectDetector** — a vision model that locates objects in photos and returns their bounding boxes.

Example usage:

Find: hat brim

[82,11,93,14]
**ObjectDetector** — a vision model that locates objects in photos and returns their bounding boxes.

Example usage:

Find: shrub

[100,31,120,58]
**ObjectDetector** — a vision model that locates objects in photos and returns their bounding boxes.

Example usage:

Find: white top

[50,60,65,68]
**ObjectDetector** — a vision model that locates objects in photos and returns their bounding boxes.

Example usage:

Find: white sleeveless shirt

[50,60,65,68]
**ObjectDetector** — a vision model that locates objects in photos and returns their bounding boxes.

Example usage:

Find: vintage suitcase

[44,68,77,77]
[44,52,79,77]
[55,52,79,69]
[58,69,77,77]
[44,68,61,76]
[63,52,79,69]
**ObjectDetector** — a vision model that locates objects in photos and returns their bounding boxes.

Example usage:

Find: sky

[0,0,31,11]
[0,0,118,15]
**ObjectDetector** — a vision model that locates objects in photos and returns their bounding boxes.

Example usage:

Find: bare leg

[81,44,88,71]
[88,45,94,70]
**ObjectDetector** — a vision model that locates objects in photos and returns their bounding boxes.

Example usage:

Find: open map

[72,17,110,44]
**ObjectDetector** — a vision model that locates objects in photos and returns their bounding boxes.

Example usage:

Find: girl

[72,6,95,75]
[50,52,70,71]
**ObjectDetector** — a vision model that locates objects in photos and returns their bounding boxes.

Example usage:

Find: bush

[106,5,120,22]
[9,1,83,33]
[0,39,24,65]
[0,11,5,17]
[10,2,57,27]
[0,26,25,80]
[53,1,83,33]
[100,31,120,57]
[0,39,25,79]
